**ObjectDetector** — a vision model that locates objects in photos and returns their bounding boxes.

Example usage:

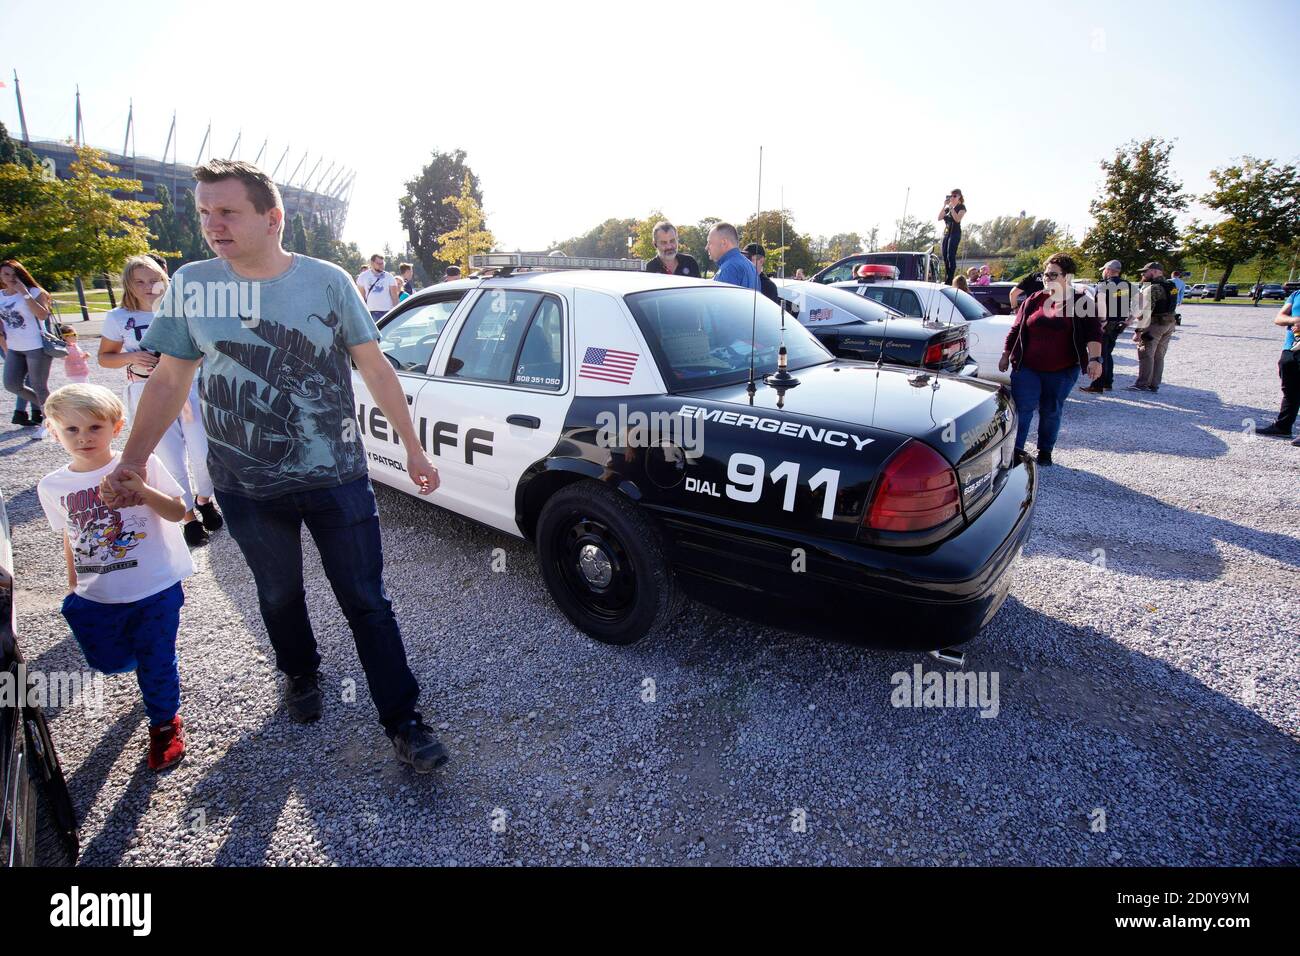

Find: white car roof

[421,269,718,297]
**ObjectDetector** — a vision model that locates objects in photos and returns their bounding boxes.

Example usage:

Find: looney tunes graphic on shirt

[61,483,148,574]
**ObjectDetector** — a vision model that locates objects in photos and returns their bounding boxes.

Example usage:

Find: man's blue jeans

[217,476,420,736]
[1010,366,1078,454]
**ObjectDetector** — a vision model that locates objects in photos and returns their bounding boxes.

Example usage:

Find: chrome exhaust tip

[928,648,966,667]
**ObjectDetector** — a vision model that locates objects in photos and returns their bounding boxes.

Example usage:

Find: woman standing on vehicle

[99,255,223,546]
[997,253,1103,466]
[0,259,55,436]
[938,189,966,285]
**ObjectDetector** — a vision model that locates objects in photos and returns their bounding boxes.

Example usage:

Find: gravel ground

[5,303,1297,866]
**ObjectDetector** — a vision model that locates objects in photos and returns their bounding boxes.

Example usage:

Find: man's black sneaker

[392,719,449,773]
[183,519,210,547]
[1078,383,1104,394]
[196,500,224,532]
[1256,424,1292,437]
[11,409,29,426]
[1126,383,1151,391]
[284,671,322,723]
[1036,449,1054,466]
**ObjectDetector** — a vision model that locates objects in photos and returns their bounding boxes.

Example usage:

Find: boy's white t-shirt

[37,453,194,604]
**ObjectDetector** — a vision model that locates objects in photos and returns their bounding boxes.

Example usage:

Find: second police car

[352,254,1037,652]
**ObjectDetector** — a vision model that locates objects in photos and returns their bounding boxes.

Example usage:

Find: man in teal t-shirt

[106,160,450,773]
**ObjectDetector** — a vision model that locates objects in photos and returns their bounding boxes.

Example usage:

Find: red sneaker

[147,715,186,771]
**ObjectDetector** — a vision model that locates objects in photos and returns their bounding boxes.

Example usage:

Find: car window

[817,260,861,284]
[378,295,463,372]
[625,285,831,389]
[861,287,924,318]
[512,296,565,390]
[444,289,543,384]
[942,287,991,321]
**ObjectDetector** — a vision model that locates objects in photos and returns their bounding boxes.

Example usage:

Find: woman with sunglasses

[937,189,966,285]
[99,255,223,545]
[997,253,1103,465]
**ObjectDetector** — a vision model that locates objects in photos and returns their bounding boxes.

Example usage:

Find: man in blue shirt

[706,222,759,291]
[1256,290,1300,445]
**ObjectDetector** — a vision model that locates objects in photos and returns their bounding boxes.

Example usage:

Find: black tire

[25,711,78,866]
[535,482,678,646]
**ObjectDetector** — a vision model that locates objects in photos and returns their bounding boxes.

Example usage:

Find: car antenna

[746,145,763,401]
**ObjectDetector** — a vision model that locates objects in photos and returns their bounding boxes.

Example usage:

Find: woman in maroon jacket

[997,254,1103,465]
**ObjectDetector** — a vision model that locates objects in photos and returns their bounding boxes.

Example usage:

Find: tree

[436,173,495,273]
[174,187,206,266]
[825,232,863,262]
[290,212,310,255]
[552,217,640,259]
[740,209,813,275]
[676,218,717,273]
[864,225,880,253]
[0,145,156,284]
[1081,137,1187,273]
[1183,157,1300,300]
[0,121,39,169]
[885,215,937,252]
[399,149,483,278]
[0,158,67,279]
[965,215,1060,256]
[307,213,365,275]
[145,184,182,260]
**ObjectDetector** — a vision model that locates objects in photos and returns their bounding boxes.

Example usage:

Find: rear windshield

[625,286,831,390]
[943,287,991,321]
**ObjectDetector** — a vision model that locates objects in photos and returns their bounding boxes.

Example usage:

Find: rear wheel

[535,482,678,646]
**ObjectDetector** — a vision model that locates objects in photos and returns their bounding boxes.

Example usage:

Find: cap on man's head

[742,242,766,258]
[1103,260,1123,272]
[1141,261,1163,272]
[444,265,461,277]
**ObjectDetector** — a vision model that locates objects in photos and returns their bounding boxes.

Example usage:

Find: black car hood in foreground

[683,360,1007,465]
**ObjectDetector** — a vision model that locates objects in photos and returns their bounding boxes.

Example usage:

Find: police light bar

[469,253,644,273]
[857,264,899,281]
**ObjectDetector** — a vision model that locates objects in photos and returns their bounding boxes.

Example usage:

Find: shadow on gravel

[972,597,1300,864]
[1055,380,1277,459]
[67,702,150,864]
[1023,468,1299,581]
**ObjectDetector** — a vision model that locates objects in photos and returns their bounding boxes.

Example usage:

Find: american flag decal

[580,347,639,384]
[809,307,833,322]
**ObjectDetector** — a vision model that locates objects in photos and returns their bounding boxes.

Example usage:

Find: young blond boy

[36,383,194,770]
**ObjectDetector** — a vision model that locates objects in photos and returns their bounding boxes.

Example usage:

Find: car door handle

[507,415,541,429]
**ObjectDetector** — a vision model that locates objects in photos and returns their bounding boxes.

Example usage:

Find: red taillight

[924,337,967,366]
[866,441,961,532]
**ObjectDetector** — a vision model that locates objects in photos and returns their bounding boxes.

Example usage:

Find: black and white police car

[353,254,1036,651]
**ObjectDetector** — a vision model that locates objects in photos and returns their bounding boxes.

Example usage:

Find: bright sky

[5,0,1298,257]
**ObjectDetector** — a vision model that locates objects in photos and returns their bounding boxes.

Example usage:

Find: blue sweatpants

[61,582,184,726]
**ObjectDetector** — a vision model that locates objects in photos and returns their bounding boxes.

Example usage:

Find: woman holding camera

[938,189,966,285]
